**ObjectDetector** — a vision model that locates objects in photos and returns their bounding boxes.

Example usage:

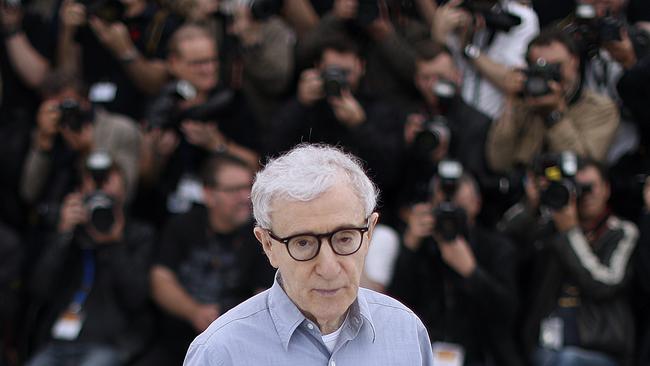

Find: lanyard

[70,249,95,313]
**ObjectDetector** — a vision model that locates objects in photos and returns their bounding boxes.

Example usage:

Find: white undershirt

[321,313,349,353]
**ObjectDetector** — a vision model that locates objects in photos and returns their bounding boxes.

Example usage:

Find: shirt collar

[267,272,377,351]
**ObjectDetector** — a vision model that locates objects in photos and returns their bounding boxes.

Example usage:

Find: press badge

[432,342,465,366]
[51,309,85,340]
[539,316,563,350]
[89,82,117,103]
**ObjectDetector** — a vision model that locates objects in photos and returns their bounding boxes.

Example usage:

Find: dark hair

[39,71,88,98]
[200,153,252,187]
[413,39,452,62]
[317,33,362,62]
[525,27,580,63]
[578,157,610,183]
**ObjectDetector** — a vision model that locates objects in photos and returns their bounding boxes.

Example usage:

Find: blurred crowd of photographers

[1,0,650,365]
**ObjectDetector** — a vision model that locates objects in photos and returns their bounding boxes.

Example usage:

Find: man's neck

[208,211,236,234]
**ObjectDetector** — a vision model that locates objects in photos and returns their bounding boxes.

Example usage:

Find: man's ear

[254,227,279,269]
[366,212,380,243]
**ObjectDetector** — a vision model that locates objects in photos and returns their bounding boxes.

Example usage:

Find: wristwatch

[463,44,481,60]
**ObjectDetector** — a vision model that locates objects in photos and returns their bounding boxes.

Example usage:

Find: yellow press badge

[432,342,465,366]
[51,309,85,340]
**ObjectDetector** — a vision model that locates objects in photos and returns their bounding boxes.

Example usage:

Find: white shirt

[453,1,540,118]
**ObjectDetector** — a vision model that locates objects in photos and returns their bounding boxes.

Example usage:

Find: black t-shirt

[75,3,180,119]
[154,204,273,352]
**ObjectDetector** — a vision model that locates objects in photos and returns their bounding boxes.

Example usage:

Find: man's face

[528,41,579,93]
[576,165,610,221]
[255,182,378,329]
[82,169,127,204]
[415,54,460,106]
[203,164,253,230]
[169,36,219,93]
[319,49,364,91]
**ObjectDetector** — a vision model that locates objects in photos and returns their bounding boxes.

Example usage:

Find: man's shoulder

[577,89,617,111]
[359,288,417,318]
[192,290,271,347]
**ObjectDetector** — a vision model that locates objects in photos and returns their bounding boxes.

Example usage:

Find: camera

[83,0,125,23]
[146,81,235,131]
[433,160,467,241]
[59,99,87,131]
[321,66,349,98]
[412,80,456,158]
[459,0,521,33]
[533,151,590,210]
[412,116,450,158]
[565,4,624,57]
[84,151,115,234]
[522,59,562,98]
[84,191,115,233]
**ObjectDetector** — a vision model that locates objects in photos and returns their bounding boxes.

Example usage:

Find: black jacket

[500,203,638,364]
[388,225,521,366]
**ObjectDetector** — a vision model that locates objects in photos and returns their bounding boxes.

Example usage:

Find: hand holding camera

[404,202,435,251]
[436,235,476,277]
[329,89,365,127]
[431,0,470,45]
[36,99,62,151]
[58,192,88,234]
[89,16,136,61]
[297,69,324,106]
[602,27,637,69]
[60,0,87,31]
[180,119,228,151]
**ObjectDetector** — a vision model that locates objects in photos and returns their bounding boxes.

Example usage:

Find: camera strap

[70,248,96,312]
[51,248,95,340]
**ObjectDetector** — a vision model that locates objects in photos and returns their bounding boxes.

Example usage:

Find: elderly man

[184,144,434,365]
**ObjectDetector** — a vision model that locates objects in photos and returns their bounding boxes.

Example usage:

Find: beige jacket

[486,89,620,173]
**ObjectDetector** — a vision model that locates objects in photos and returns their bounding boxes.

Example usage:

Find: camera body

[522,59,562,98]
[146,81,235,130]
[58,99,88,131]
[412,79,456,158]
[84,151,116,234]
[534,151,591,210]
[433,160,467,242]
[412,116,450,158]
[84,191,115,234]
[459,0,521,33]
[321,66,349,98]
[566,4,624,57]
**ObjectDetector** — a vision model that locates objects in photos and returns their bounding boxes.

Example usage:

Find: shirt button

[307,323,314,330]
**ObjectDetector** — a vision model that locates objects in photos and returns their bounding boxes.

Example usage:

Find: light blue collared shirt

[184,274,434,366]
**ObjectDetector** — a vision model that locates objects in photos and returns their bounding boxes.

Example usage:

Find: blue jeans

[26,343,121,366]
[533,346,619,366]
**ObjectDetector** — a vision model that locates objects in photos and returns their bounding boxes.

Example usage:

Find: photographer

[267,34,402,203]
[389,163,521,366]
[57,0,181,119]
[486,28,619,174]
[20,71,140,220]
[142,154,272,366]
[137,24,259,226]
[498,154,637,365]
[431,0,539,118]
[25,153,154,366]
[397,40,492,212]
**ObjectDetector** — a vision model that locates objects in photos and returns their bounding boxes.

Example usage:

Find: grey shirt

[184,274,434,366]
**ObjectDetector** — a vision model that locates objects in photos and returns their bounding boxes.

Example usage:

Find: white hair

[251,144,378,229]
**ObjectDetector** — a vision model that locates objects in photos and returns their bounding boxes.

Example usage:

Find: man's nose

[314,238,341,279]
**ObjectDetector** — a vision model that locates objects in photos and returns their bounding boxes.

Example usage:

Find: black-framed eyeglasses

[266,218,370,261]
